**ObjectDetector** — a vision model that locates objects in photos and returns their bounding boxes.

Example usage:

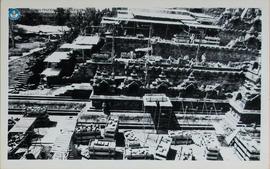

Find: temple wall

[90,95,230,113]
[219,29,246,46]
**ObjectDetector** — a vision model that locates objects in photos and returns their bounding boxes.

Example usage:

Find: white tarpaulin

[41,68,61,77]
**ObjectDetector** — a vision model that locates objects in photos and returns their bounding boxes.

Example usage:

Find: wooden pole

[165,24,168,39]
[195,30,203,65]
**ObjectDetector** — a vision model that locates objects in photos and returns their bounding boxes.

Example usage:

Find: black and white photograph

[1,0,269,168]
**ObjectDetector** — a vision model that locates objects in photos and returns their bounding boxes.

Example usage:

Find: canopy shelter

[73,35,101,45]
[132,10,195,21]
[102,17,221,30]
[101,20,120,25]
[9,117,37,134]
[44,52,71,63]
[60,35,101,61]
[60,43,93,50]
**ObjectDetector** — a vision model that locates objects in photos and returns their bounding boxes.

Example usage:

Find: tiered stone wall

[101,37,148,55]
[152,42,259,64]
[103,37,259,64]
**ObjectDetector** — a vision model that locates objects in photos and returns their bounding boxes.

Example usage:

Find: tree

[55,8,67,26]
[18,9,43,25]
